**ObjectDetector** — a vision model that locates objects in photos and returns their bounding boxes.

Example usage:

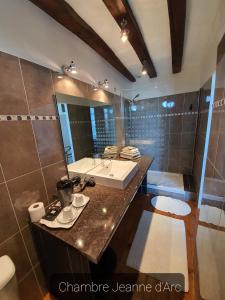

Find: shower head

[129,93,140,104]
[132,93,140,101]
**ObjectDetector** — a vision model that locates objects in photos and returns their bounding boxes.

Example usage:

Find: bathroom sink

[68,157,102,177]
[87,160,139,189]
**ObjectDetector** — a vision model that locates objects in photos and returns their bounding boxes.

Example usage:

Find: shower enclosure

[121,87,199,198]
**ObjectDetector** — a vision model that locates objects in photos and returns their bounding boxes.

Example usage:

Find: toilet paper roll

[28,202,45,222]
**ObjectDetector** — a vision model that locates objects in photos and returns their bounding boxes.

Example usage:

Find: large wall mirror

[56,93,117,166]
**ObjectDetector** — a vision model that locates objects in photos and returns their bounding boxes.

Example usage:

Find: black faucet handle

[71,175,81,186]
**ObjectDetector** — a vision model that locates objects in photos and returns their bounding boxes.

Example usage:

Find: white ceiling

[0,0,223,100]
[0,0,131,96]
[66,0,222,99]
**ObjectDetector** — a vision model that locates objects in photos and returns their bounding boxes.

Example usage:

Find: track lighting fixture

[64,60,77,74]
[70,61,77,74]
[120,18,129,42]
[57,73,63,79]
[57,70,64,79]
[91,85,99,91]
[98,79,109,89]
[104,79,109,88]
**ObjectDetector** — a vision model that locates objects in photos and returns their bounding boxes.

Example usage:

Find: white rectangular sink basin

[87,160,139,189]
[68,158,102,177]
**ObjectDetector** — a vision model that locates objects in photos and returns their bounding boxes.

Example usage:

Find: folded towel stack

[103,146,118,158]
[120,146,141,160]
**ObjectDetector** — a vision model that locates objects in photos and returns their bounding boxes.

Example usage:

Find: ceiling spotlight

[104,79,109,88]
[142,68,147,75]
[69,61,77,74]
[57,68,65,79]
[64,60,77,74]
[57,73,63,79]
[142,61,147,75]
[98,79,109,89]
[121,30,128,42]
[120,18,129,42]
[92,85,98,91]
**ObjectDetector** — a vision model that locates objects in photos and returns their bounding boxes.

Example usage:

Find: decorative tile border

[69,119,115,125]
[127,111,198,120]
[0,115,58,121]
[213,98,225,108]
[1,111,198,122]
[213,110,225,114]
[200,109,209,114]
[67,111,198,124]
[70,111,198,123]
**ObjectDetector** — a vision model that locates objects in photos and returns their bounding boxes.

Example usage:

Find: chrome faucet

[101,158,112,168]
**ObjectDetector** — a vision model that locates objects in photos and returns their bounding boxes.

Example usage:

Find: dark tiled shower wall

[67,104,116,159]
[68,104,94,160]
[125,92,199,174]
[193,78,212,191]
[93,105,116,153]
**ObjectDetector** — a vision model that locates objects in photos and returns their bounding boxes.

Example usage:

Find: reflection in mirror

[56,93,116,165]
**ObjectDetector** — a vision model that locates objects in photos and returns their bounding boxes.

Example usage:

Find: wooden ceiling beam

[103,0,157,78]
[29,0,136,82]
[167,0,186,73]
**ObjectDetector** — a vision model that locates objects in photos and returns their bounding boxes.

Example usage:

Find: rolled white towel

[121,149,140,155]
[104,146,118,153]
[120,153,141,159]
[120,150,140,156]
[122,146,139,154]
[104,151,117,155]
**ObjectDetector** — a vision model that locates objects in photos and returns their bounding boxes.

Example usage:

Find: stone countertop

[34,156,153,264]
